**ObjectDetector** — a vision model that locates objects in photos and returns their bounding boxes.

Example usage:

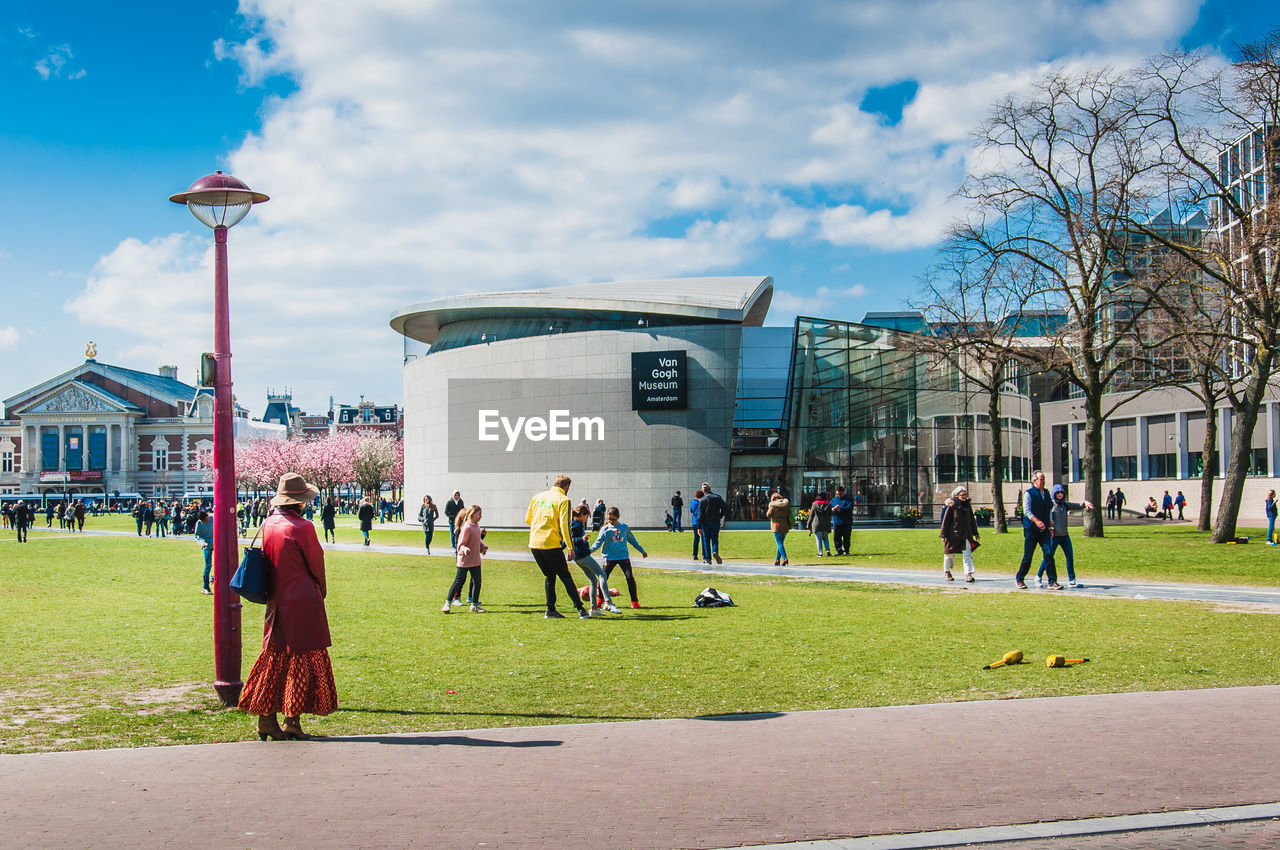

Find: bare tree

[1131,32,1280,541]
[955,66,1170,537]
[906,248,1048,533]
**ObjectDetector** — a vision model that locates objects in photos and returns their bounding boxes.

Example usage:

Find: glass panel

[88,427,107,471]
[65,428,83,471]
[42,428,59,471]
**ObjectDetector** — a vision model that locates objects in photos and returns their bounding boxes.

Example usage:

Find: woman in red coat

[238,472,336,740]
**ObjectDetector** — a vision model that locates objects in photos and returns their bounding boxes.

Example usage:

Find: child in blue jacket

[591,506,649,608]
[1040,484,1093,588]
[571,506,619,615]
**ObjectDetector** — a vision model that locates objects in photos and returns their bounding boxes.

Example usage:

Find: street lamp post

[169,172,268,706]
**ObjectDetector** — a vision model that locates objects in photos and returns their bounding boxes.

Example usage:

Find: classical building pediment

[20,383,128,415]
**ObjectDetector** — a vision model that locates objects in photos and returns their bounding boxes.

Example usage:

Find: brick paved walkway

[2,686,1277,848]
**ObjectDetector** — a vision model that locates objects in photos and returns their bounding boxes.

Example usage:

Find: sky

[0,0,1273,418]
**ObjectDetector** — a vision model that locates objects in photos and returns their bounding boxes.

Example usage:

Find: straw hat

[270,472,319,507]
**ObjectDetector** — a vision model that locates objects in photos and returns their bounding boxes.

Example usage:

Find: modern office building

[392,277,1034,527]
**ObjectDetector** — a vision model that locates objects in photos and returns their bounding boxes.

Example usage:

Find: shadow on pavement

[329,734,563,747]
[338,707,653,721]
[694,711,786,722]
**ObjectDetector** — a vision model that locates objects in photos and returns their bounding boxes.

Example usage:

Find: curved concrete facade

[399,278,773,528]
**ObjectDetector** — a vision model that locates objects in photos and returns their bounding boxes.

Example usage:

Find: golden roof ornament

[85,341,98,360]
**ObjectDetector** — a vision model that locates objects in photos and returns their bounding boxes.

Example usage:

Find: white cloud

[65,0,1205,411]
[34,44,84,80]
[0,327,17,350]
[846,284,868,298]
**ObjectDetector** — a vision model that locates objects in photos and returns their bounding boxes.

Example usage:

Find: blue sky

[0,0,1273,417]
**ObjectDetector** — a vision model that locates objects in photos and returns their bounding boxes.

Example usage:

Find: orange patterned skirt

[238,648,338,717]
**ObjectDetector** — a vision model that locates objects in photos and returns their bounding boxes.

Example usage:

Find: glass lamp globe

[169,171,268,229]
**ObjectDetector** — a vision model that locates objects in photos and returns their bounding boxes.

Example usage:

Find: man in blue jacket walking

[1016,470,1059,589]
[829,486,854,555]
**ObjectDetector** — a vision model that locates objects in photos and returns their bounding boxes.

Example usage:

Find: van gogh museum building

[391,277,1033,527]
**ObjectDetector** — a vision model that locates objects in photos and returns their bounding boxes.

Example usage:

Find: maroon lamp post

[169,172,268,706]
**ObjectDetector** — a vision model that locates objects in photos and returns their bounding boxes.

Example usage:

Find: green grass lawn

[70,513,1280,587]
[1,529,1278,753]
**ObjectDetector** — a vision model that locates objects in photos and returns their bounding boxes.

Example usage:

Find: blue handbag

[230,525,271,604]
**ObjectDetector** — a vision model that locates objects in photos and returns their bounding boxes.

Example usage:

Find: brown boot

[282,715,314,740]
[257,714,285,741]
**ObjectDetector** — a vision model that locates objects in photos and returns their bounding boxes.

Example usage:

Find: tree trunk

[987,382,1008,533]
[1210,366,1271,542]
[1081,390,1105,537]
[1197,397,1217,533]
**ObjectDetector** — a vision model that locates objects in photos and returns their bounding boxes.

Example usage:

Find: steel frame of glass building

[726,316,1034,523]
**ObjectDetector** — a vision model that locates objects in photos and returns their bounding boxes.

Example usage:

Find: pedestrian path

[50,527,1280,608]
[2,686,1277,848]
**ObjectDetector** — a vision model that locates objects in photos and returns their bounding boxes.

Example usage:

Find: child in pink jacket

[443,505,487,613]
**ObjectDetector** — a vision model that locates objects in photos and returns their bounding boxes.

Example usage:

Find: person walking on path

[939,485,979,582]
[592,506,648,608]
[807,492,833,557]
[194,510,214,594]
[320,497,337,544]
[690,489,705,561]
[155,502,168,537]
[765,490,791,566]
[1267,490,1278,546]
[13,500,30,543]
[418,495,439,555]
[526,475,589,619]
[1016,470,1058,589]
[1114,487,1126,519]
[1042,484,1093,588]
[571,505,619,615]
[698,482,726,565]
[357,496,375,547]
[1105,489,1116,520]
[443,505,487,613]
[1162,490,1174,521]
[444,491,464,550]
[1174,490,1187,520]
[591,499,606,532]
[238,473,337,741]
[670,491,683,532]
[830,485,854,556]
[74,500,86,532]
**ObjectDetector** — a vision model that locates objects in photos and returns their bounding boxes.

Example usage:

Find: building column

[58,424,66,473]
[1270,403,1280,477]
[105,422,114,477]
[1219,408,1232,476]
[1136,416,1149,481]
[1099,421,1110,482]
[1177,412,1190,479]
[24,425,35,474]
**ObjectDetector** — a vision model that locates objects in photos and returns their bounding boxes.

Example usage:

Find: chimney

[158,365,178,380]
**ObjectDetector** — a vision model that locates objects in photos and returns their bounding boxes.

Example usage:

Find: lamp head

[169,171,268,229]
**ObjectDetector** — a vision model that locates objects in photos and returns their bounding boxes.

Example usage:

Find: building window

[65,427,83,471]
[1111,456,1138,479]
[88,427,107,471]
[1189,451,1219,477]
[1248,448,1268,476]
[362,407,372,423]
[42,428,59,471]
[1,452,12,473]
[1148,453,1177,479]
[154,448,168,471]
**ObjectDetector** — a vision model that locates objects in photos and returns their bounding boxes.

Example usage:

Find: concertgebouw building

[391,277,1034,528]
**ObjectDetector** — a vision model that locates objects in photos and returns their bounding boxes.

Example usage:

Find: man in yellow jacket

[527,474,588,619]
